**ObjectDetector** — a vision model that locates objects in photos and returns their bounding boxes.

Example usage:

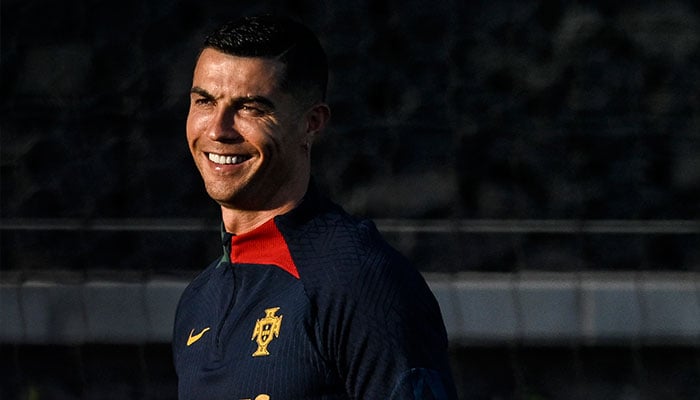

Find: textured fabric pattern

[173,185,457,399]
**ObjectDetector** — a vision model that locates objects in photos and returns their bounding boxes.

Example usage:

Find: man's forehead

[192,49,287,94]
[196,48,285,75]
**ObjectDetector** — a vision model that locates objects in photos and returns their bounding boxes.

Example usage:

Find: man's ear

[305,103,331,137]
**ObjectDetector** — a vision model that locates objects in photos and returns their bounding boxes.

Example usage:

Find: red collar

[229,218,300,279]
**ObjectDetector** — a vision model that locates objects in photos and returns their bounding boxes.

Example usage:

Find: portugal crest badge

[251,307,283,357]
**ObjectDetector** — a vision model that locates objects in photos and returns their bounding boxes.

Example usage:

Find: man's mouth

[208,153,250,165]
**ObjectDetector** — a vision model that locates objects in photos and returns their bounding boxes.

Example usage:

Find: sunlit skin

[186,48,330,234]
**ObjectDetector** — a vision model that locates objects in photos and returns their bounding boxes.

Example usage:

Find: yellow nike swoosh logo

[187,327,211,346]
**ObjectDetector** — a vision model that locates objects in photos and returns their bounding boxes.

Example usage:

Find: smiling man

[173,15,458,400]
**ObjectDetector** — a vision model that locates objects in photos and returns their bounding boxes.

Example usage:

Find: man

[172,15,458,400]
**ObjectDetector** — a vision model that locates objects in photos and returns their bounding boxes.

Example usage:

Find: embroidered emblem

[251,307,283,357]
[187,327,210,346]
[240,395,270,400]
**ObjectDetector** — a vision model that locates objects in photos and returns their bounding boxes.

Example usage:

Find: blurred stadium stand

[2,0,699,399]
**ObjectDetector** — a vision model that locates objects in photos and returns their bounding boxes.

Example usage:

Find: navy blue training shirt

[173,184,458,399]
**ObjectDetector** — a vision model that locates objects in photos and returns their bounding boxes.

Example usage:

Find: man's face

[186,48,312,211]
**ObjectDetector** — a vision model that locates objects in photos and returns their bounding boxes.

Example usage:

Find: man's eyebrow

[190,86,215,99]
[234,95,275,110]
[190,87,275,110]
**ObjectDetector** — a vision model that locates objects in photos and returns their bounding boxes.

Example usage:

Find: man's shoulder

[289,204,446,337]
[285,202,398,266]
[178,257,222,300]
[288,203,426,290]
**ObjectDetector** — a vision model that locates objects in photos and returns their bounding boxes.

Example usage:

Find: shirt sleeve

[322,243,458,400]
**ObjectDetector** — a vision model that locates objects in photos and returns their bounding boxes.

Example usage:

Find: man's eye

[240,105,265,116]
[194,98,213,105]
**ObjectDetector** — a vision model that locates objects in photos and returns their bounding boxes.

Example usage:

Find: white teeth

[208,153,247,165]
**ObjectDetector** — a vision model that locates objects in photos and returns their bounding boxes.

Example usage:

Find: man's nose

[208,107,242,141]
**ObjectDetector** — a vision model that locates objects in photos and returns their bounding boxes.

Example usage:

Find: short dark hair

[203,15,328,101]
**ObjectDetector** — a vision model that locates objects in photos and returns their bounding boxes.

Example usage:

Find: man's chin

[209,190,258,211]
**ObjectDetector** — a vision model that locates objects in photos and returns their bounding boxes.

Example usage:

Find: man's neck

[220,198,302,235]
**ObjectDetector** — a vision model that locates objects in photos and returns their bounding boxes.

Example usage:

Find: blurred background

[1,0,699,399]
